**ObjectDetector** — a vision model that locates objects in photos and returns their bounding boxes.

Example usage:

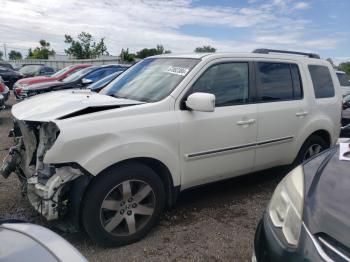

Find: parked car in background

[343,93,350,110]
[13,63,44,71]
[0,76,10,102]
[0,61,15,70]
[0,66,23,89]
[19,64,55,78]
[253,143,350,262]
[14,64,91,98]
[0,221,86,261]
[336,70,350,95]
[15,64,128,99]
[88,70,125,93]
[0,94,4,110]
[0,50,341,246]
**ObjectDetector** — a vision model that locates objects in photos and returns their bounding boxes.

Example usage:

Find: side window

[308,65,335,98]
[101,68,118,77]
[192,62,249,107]
[257,62,294,101]
[336,73,350,87]
[85,69,105,81]
[291,64,303,99]
[46,67,54,73]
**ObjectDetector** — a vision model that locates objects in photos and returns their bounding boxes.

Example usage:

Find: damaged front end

[1,120,84,221]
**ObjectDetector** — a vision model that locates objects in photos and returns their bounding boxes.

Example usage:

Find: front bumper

[254,213,327,261]
[1,120,84,221]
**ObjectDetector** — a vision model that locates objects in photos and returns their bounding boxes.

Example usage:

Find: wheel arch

[307,129,331,148]
[68,157,180,231]
[91,157,179,207]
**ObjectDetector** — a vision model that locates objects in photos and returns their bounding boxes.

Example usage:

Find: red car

[14,64,91,92]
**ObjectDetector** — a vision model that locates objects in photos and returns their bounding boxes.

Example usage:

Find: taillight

[0,83,4,93]
[15,88,22,95]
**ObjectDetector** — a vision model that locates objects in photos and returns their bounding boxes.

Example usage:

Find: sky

[0,0,349,64]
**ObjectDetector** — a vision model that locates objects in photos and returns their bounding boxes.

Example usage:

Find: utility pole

[3,43,7,60]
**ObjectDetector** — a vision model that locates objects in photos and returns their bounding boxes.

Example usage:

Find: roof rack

[252,48,320,59]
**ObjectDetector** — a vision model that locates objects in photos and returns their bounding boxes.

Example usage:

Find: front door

[178,60,258,189]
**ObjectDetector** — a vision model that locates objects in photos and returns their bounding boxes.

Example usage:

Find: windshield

[62,67,95,82]
[51,65,74,77]
[89,71,121,91]
[19,65,41,74]
[337,73,350,86]
[104,58,199,101]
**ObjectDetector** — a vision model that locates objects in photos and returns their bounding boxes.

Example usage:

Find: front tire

[82,162,165,247]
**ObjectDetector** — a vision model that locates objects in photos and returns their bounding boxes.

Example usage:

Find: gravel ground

[0,95,295,261]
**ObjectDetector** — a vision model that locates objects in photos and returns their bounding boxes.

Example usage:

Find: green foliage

[120,48,135,62]
[135,45,171,59]
[27,40,55,59]
[326,58,335,68]
[64,32,109,59]
[9,50,22,60]
[194,45,216,53]
[0,50,3,60]
[339,62,350,76]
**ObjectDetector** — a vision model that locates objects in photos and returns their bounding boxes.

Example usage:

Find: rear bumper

[0,96,4,109]
[254,213,325,261]
[2,89,10,101]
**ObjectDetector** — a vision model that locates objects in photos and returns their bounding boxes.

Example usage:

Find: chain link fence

[8,57,130,69]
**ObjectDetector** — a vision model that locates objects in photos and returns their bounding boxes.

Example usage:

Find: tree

[326,58,336,68]
[8,50,22,60]
[64,32,109,59]
[339,62,350,76]
[0,50,3,60]
[194,45,216,53]
[119,48,135,62]
[27,40,55,59]
[135,45,171,59]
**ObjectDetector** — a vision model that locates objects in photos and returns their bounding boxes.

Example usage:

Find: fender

[295,115,335,155]
[44,133,181,187]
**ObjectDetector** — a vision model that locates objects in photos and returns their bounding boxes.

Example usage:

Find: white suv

[1,49,342,246]
[336,70,350,95]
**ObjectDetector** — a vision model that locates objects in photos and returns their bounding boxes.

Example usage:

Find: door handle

[237,119,256,126]
[296,111,308,117]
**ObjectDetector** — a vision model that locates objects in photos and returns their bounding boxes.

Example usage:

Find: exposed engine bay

[1,119,84,220]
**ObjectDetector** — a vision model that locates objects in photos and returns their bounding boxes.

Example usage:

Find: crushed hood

[12,89,143,122]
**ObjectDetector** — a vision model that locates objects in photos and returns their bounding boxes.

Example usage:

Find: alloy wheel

[100,179,156,236]
[303,144,322,161]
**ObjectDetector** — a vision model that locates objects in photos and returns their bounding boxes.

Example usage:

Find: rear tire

[294,135,328,165]
[82,162,165,247]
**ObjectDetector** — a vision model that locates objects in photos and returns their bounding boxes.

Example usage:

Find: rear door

[253,60,308,171]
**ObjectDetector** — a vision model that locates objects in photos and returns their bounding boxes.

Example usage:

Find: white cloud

[293,2,310,10]
[0,0,341,56]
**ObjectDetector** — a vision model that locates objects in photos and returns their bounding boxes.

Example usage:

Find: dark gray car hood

[24,80,68,90]
[303,146,350,248]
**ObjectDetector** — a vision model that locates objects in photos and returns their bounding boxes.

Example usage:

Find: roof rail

[252,48,320,59]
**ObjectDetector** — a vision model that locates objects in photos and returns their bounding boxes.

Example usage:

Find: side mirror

[81,78,93,85]
[185,92,215,112]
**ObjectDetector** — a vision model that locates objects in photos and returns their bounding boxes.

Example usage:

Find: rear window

[337,72,350,86]
[257,62,303,102]
[308,65,335,98]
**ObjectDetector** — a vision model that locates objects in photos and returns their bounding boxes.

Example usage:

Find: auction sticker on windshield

[165,66,189,76]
